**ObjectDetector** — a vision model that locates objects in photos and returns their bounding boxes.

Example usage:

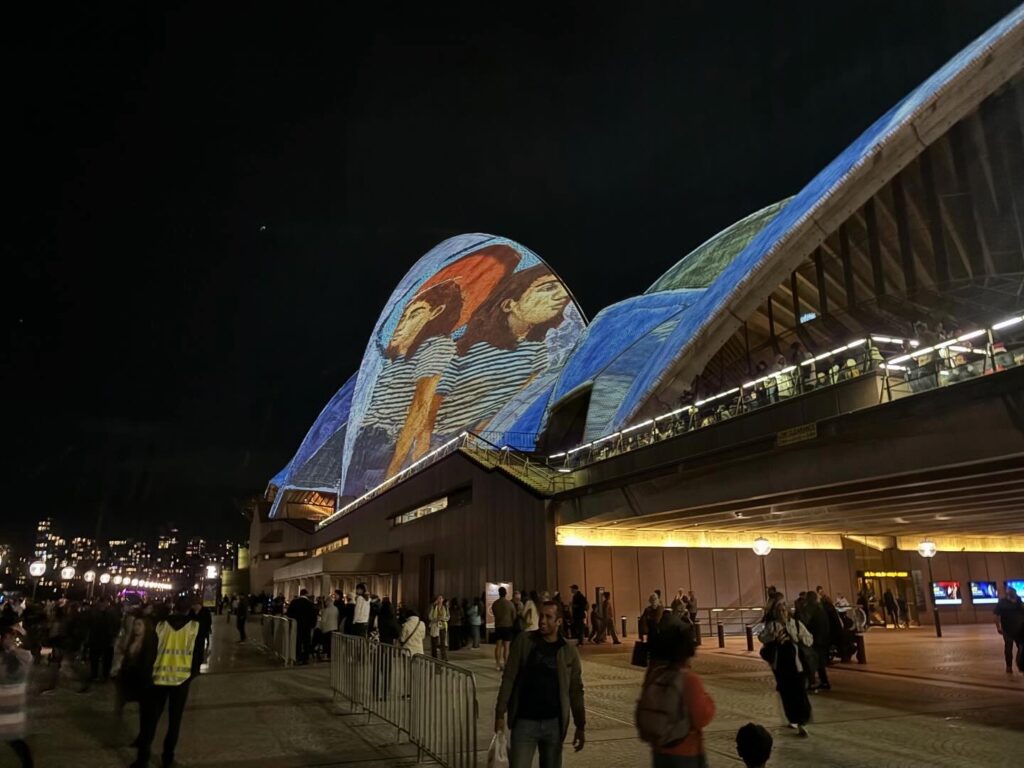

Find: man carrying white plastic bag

[494,601,586,768]
[487,727,510,768]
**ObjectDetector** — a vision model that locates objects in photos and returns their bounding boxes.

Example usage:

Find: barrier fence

[260,615,297,665]
[410,655,478,768]
[330,634,478,768]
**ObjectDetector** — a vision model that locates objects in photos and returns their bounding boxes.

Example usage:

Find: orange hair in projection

[416,244,520,328]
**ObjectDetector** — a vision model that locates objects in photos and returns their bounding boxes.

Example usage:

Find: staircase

[458,433,574,495]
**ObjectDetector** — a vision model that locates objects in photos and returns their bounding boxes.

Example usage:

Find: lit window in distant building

[313,537,350,557]
[394,497,448,526]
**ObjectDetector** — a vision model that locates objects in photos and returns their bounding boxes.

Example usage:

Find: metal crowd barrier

[331,633,369,711]
[409,655,478,768]
[260,615,297,665]
[330,634,478,768]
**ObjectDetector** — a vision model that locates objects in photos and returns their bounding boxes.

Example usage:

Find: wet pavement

[7,619,1023,767]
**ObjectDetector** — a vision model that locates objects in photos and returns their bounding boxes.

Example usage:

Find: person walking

[449,597,464,651]
[467,597,482,649]
[81,598,119,691]
[757,601,813,737]
[399,609,426,656]
[569,585,588,647]
[429,595,450,662]
[495,601,586,768]
[188,599,212,676]
[882,589,900,628]
[112,614,157,718]
[235,594,249,642]
[351,583,371,638]
[1,624,33,768]
[132,598,203,768]
[493,587,516,672]
[994,586,1024,674]
[286,589,317,664]
[637,625,715,767]
[599,592,621,645]
[801,592,831,691]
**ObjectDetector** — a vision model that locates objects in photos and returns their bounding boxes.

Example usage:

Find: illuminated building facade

[259,8,1024,626]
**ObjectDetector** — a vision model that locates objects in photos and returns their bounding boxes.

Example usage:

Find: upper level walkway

[12,617,1023,768]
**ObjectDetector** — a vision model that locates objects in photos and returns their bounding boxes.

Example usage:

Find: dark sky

[5,1,1018,552]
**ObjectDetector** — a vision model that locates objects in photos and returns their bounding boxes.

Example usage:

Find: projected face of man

[503,275,569,339]
[388,298,444,358]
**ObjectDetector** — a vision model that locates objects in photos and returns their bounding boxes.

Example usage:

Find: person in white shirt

[318,598,339,660]
[400,609,426,656]
[352,583,370,637]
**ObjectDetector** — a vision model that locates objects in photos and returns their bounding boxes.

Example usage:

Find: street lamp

[752,537,771,603]
[113,575,123,586]
[99,572,111,596]
[84,569,96,599]
[917,539,941,638]
[28,561,46,601]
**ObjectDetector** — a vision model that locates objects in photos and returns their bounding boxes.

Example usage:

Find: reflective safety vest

[153,620,200,686]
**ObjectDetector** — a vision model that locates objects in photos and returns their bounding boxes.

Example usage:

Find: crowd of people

[0,592,212,768]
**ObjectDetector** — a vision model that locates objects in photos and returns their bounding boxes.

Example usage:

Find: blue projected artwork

[340,234,586,497]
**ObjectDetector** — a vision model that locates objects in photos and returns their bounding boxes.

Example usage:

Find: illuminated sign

[861,571,909,578]
[342,237,585,498]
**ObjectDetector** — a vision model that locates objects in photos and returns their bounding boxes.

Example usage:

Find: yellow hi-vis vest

[152,620,200,686]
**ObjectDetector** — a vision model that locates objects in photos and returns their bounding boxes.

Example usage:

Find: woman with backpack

[758,600,813,736]
[636,625,715,767]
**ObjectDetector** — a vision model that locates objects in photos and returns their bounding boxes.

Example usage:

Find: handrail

[546,313,1023,472]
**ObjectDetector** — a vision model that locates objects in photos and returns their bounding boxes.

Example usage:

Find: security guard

[132,598,202,768]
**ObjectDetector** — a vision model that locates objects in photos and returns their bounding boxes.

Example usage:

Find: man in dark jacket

[189,599,213,676]
[496,601,585,767]
[802,592,832,690]
[81,599,120,691]
[994,587,1024,674]
[287,590,318,664]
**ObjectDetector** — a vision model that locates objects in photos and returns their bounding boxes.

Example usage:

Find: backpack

[634,665,689,747]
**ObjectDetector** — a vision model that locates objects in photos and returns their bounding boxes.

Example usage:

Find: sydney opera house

[251,7,1024,630]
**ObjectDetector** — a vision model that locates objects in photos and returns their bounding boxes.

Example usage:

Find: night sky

[6,1,1018,552]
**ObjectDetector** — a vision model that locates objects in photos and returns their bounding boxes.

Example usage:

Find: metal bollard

[694,622,702,646]
[856,633,867,664]
[621,616,627,638]
[933,609,943,638]
[717,623,725,648]
[745,625,754,652]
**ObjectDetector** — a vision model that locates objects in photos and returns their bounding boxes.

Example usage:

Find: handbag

[758,641,777,665]
[631,640,650,667]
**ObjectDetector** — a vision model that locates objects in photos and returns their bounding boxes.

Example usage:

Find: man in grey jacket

[495,601,585,768]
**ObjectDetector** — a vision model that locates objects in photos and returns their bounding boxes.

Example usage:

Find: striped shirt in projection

[361,336,456,434]
[434,339,548,436]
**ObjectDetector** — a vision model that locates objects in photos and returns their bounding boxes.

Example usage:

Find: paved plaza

[6,620,1024,768]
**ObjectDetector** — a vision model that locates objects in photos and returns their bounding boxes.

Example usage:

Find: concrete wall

[555,545,856,625]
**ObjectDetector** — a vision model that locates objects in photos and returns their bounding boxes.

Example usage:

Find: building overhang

[272,551,401,582]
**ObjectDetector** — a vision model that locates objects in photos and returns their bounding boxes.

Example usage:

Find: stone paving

[6,619,1023,768]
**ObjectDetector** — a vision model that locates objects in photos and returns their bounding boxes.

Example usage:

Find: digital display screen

[932,581,962,605]
[1006,580,1024,596]
[969,581,999,604]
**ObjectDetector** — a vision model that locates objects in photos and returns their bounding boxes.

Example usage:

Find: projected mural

[341,235,585,497]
